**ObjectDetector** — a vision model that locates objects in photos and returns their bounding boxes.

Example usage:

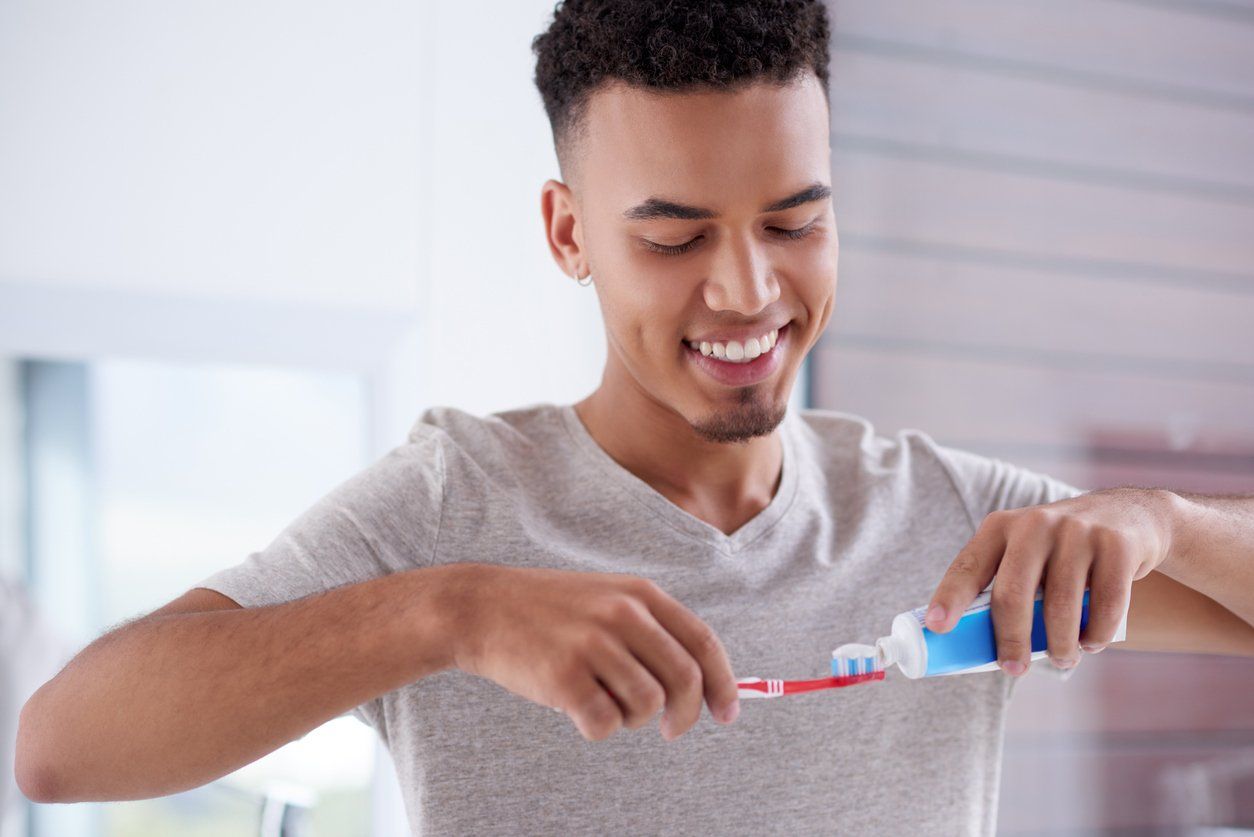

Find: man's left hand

[923,488,1177,675]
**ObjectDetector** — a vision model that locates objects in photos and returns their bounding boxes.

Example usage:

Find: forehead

[577,73,831,214]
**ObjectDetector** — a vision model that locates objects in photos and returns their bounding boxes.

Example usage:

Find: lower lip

[684,323,790,387]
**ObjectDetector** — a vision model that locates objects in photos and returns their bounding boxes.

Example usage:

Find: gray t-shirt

[196,401,1083,835]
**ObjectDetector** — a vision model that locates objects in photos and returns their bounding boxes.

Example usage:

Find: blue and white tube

[840,586,1129,680]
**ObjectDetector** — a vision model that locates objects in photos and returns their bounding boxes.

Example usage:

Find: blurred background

[1,1,1251,835]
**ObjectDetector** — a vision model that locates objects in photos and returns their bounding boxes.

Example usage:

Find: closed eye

[641,221,820,256]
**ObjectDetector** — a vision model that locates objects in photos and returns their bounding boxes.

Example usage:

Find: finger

[591,640,666,730]
[1080,530,1136,654]
[991,519,1053,676]
[1041,537,1091,670]
[926,513,1008,633]
[625,613,711,740]
[562,671,623,742]
[640,585,740,733]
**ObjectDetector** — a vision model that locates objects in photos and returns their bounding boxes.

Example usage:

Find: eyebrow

[621,182,832,221]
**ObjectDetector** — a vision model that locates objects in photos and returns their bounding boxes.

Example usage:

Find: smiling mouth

[683,324,786,364]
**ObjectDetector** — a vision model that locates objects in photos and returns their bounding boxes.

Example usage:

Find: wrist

[394,563,476,675]
[416,562,488,675]
[1156,488,1201,576]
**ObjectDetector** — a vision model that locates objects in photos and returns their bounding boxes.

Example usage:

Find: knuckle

[1094,526,1133,556]
[993,575,1032,602]
[949,551,981,578]
[628,576,662,599]
[676,656,703,692]
[997,635,1029,655]
[554,655,586,685]
[983,509,1012,529]
[691,622,724,660]
[1043,602,1083,627]
[1020,506,1056,530]
[1090,590,1127,623]
[601,594,643,627]
[627,681,666,716]
[576,695,619,740]
[1057,515,1091,544]
[575,627,610,658]
[1043,593,1080,622]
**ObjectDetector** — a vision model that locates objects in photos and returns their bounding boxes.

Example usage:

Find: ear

[540,178,586,279]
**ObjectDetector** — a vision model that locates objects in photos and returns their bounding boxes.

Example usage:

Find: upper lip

[685,321,789,345]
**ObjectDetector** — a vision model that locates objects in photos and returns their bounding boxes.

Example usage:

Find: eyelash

[642,222,819,256]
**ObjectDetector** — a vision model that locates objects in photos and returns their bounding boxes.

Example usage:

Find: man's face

[556,72,837,444]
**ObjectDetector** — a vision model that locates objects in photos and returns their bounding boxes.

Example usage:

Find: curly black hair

[532,0,831,175]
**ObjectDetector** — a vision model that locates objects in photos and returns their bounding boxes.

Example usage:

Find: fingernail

[1081,643,1105,654]
[719,701,740,724]
[1052,656,1077,669]
[1000,659,1026,676]
[925,604,946,626]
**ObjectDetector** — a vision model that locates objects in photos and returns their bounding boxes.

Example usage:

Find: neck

[572,379,786,533]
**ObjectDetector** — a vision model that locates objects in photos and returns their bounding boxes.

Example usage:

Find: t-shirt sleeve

[191,424,447,731]
[930,442,1087,532]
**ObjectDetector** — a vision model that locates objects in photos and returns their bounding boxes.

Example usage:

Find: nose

[702,234,781,317]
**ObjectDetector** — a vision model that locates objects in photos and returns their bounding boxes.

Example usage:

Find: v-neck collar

[556,402,801,555]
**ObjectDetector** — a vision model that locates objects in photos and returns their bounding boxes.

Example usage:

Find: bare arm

[15,566,457,803]
[16,563,741,804]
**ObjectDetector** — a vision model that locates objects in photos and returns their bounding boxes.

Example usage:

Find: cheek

[598,282,683,356]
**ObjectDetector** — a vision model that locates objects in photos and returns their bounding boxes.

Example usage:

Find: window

[19,356,379,837]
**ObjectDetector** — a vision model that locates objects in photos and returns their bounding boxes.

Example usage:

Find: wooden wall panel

[831,50,1254,190]
[812,345,1254,453]
[832,150,1254,279]
[832,0,1254,103]
[828,249,1254,368]
[814,1,1254,830]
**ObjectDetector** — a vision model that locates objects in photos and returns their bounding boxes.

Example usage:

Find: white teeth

[687,327,782,364]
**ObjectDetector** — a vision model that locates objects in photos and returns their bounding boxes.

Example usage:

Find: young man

[17,1,1254,833]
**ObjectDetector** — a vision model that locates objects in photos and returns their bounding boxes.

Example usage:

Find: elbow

[15,696,66,804]
[15,757,61,805]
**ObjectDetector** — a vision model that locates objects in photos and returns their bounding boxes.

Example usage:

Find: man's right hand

[441,563,741,742]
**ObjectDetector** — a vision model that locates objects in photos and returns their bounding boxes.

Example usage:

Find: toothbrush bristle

[830,643,884,678]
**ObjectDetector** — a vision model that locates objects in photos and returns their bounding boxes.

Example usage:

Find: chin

[685,389,789,445]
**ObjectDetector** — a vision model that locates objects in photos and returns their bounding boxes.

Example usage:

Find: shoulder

[406,401,567,482]
[793,408,1083,526]
[409,401,559,453]
[790,406,956,479]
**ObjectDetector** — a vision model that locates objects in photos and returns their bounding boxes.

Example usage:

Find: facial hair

[688,386,787,445]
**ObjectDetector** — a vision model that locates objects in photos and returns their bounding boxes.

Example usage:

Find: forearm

[1159,490,1254,626]
[16,564,458,803]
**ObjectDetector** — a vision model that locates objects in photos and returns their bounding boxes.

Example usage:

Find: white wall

[0,0,607,424]
[0,0,423,311]
[410,2,607,416]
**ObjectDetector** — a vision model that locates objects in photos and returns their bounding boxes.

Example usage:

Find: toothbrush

[736,645,886,700]
[735,672,884,699]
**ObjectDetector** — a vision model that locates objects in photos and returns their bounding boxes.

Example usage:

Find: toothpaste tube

[837,586,1129,680]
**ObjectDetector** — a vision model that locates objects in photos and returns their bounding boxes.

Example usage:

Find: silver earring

[576,270,593,287]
